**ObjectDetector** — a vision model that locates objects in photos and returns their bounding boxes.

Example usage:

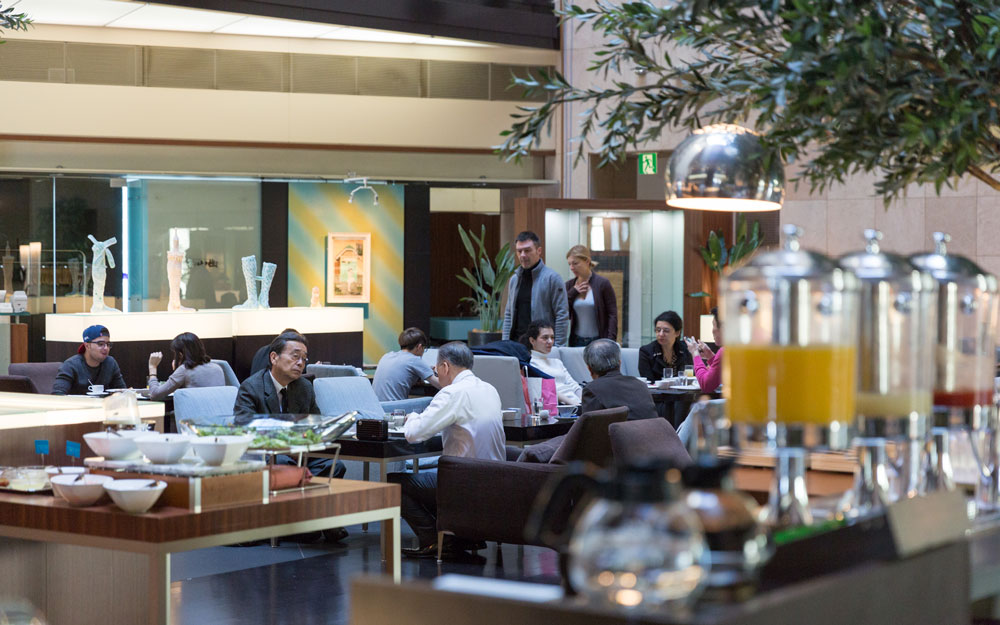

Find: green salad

[194,425,321,450]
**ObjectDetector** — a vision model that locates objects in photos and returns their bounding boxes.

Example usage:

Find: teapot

[527,460,709,610]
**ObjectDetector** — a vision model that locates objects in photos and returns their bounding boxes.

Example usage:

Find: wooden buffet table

[0,479,400,625]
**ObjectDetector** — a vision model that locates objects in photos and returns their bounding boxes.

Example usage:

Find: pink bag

[521,375,558,414]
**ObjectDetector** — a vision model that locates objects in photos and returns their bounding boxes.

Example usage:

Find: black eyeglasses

[90,341,112,348]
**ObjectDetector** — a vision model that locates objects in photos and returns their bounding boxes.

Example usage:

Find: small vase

[468,329,501,346]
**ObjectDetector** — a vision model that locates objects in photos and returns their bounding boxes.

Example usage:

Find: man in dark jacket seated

[233,330,347,542]
[580,339,657,420]
[234,333,346,470]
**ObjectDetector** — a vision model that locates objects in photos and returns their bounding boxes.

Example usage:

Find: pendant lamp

[665,124,783,212]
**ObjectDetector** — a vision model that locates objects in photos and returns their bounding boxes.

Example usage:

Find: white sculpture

[233,255,278,310]
[310,286,321,308]
[89,235,120,313]
[167,233,194,312]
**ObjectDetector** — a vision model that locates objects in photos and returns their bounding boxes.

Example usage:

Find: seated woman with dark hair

[686,306,723,391]
[521,319,582,406]
[638,310,692,381]
[145,332,226,400]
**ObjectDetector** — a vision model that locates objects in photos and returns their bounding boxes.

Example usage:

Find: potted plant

[689,213,762,299]
[456,224,516,346]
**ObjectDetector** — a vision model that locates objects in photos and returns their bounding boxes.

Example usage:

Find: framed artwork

[326,232,371,303]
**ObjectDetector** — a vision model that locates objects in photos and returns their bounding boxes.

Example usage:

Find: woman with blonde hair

[565,244,618,346]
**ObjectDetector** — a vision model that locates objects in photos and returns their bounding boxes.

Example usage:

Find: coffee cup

[88,384,104,395]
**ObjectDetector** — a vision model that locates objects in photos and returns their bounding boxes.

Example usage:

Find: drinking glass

[685,366,695,379]
[391,409,406,427]
[663,368,674,380]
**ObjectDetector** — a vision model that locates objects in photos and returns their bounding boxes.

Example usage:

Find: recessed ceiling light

[214,15,337,38]
[107,4,242,32]
[11,0,142,27]
[319,27,423,44]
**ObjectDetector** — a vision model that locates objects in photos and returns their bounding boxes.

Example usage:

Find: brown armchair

[434,407,629,556]
[8,362,61,395]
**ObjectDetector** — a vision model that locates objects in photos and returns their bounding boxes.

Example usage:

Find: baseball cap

[82,325,109,343]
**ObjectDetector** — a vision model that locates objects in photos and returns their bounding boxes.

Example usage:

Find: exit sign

[639,153,658,175]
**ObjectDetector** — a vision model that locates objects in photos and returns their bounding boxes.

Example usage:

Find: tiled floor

[170,522,562,625]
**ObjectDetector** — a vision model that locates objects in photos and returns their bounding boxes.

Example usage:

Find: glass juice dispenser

[721,224,859,527]
[839,230,937,507]
[910,232,999,512]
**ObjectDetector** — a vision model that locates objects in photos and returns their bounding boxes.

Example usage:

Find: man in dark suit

[233,330,347,542]
[235,330,319,420]
[580,339,658,421]
[233,330,345,481]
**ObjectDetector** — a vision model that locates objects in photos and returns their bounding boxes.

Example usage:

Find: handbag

[521,370,558,415]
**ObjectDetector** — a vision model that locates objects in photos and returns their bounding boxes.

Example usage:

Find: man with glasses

[234,330,319,422]
[233,330,347,542]
[52,325,126,395]
[387,341,505,560]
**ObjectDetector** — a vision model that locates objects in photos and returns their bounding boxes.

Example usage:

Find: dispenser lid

[910,232,998,289]
[727,224,846,282]
[840,229,925,281]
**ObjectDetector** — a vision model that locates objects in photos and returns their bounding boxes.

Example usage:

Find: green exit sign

[639,152,658,175]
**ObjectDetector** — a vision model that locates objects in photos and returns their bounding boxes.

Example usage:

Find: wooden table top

[0,479,398,543]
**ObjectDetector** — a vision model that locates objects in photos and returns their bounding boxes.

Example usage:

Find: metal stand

[761,447,813,529]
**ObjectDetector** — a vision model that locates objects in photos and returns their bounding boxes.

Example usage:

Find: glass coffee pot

[721,224,860,527]
[528,461,709,611]
[839,229,937,505]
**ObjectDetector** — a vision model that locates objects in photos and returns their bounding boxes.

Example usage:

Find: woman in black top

[638,310,692,381]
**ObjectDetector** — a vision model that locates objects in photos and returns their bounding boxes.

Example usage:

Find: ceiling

[8,0,492,46]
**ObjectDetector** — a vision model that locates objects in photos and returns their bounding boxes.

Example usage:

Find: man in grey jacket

[501,231,570,346]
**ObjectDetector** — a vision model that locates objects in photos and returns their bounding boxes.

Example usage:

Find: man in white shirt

[387,341,505,559]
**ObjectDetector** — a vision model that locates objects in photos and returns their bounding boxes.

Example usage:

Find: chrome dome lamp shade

[665,124,784,212]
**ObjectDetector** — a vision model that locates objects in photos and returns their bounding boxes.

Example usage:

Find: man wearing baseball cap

[52,325,127,395]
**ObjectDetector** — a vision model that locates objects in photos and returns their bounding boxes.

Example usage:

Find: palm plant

[456,224,516,333]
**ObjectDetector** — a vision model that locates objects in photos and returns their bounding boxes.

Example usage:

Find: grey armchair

[313,376,431,419]
[210,359,240,387]
[174,386,239,426]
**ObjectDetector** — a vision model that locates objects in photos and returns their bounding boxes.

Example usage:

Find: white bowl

[46,466,86,478]
[104,479,167,514]
[51,474,113,507]
[190,434,254,466]
[135,434,193,465]
[83,430,145,460]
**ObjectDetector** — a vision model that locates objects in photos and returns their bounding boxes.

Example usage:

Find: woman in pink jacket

[686,307,723,391]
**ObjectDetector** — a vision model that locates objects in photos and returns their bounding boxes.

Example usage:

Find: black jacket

[580,370,657,421]
[233,368,319,425]
[565,271,618,340]
[638,340,692,382]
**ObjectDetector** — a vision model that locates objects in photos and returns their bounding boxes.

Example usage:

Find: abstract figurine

[167,233,194,312]
[233,255,277,310]
[89,234,120,313]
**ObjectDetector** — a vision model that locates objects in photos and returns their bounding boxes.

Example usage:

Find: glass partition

[545,208,684,347]
[127,179,261,311]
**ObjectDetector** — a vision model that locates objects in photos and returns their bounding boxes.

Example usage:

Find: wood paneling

[0,479,398,543]
[682,210,733,334]
[10,322,27,363]
[429,212,500,320]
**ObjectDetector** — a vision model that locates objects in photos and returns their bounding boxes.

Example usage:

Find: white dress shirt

[403,369,505,460]
[530,350,583,406]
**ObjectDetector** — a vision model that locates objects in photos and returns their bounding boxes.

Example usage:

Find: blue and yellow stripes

[288,183,404,363]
